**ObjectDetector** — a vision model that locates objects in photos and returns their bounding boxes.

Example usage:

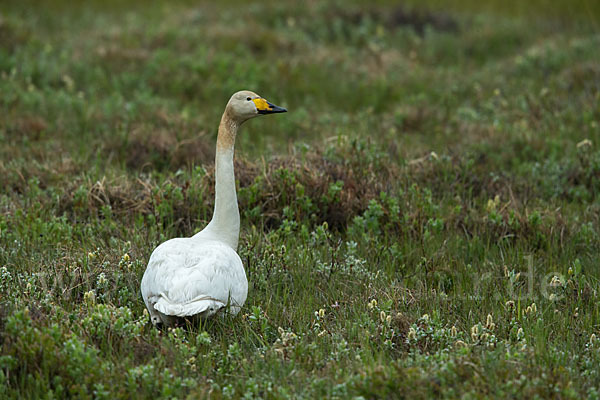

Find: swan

[141,90,287,327]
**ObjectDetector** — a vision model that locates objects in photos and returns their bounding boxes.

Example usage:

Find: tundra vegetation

[1,0,599,398]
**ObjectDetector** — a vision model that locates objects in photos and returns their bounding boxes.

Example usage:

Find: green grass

[1,0,600,398]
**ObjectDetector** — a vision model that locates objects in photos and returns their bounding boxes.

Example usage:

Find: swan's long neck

[202,109,240,249]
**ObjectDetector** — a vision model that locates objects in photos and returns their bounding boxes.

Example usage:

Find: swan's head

[226,90,287,123]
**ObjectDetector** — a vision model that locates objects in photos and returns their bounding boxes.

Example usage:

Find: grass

[1,0,600,398]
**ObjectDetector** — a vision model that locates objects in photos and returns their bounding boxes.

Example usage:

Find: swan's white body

[141,91,286,326]
[141,238,247,323]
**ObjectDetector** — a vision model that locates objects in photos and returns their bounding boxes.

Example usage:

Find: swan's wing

[141,238,248,318]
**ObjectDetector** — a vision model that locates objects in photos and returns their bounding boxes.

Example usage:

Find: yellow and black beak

[253,98,287,114]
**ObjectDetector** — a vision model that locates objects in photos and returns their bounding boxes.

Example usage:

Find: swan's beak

[253,98,287,114]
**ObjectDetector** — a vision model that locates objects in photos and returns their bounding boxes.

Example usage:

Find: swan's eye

[246,97,252,101]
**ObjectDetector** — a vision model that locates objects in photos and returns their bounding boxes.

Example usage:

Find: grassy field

[1,0,600,398]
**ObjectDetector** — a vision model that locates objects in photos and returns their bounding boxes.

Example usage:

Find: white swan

[141,90,287,327]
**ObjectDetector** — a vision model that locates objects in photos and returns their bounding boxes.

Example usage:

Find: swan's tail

[153,294,225,318]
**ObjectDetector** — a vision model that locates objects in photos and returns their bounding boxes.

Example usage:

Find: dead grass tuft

[0,16,31,52]
[328,4,459,36]
[95,44,150,63]
[106,124,214,171]
[6,116,49,140]
[395,106,438,133]
[236,150,397,230]
[88,177,154,215]
[386,6,458,35]
[59,176,152,221]
[132,338,157,364]
[560,61,600,92]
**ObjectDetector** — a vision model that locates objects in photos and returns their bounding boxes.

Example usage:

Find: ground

[1,0,599,398]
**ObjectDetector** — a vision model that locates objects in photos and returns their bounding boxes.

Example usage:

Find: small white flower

[576,139,592,148]
[84,290,96,304]
[549,276,563,287]
[486,314,495,331]
[471,325,480,341]
[407,327,417,341]
[97,273,107,287]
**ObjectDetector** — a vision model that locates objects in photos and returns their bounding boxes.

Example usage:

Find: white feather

[141,239,247,321]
